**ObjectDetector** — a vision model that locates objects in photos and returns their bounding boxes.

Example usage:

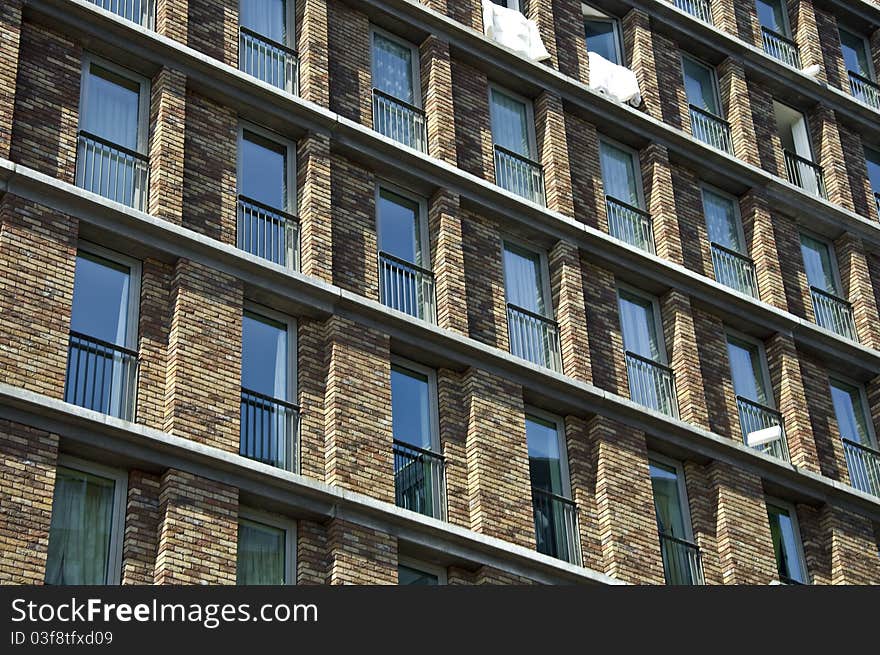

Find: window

[841,27,879,109]
[774,101,824,198]
[830,378,880,497]
[583,5,623,65]
[371,29,425,152]
[398,559,446,585]
[618,288,676,417]
[76,56,149,210]
[45,457,127,585]
[766,499,808,584]
[756,0,800,67]
[237,510,295,585]
[800,234,856,340]
[240,307,298,470]
[702,186,758,298]
[864,147,880,219]
[526,412,580,565]
[490,0,520,10]
[649,456,704,585]
[65,246,140,421]
[755,0,790,36]
[237,125,298,268]
[502,241,561,371]
[239,0,297,92]
[489,86,545,205]
[682,55,731,153]
[599,139,653,252]
[376,187,434,322]
[391,359,444,519]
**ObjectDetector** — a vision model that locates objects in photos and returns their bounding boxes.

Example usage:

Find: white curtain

[799,234,836,293]
[600,142,639,205]
[703,189,741,251]
[618,292,659,360]
[649,462,686,538]
[237,520,285,585]
[503,245,544,314]
[490,89,530,156]
[830,382,869,445]
[372,34,414,103]
[84,66,139,150]
[241,0,286,43]
[682,58,718,115]
[726,338,766,404]
[45,468,114,585]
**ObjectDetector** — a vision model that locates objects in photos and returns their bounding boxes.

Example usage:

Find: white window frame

[773,99,816,163]
[582,3,623,64]
[598,135,647,209]
[829,375,878,450]
[838,25,875,80]
[50,454,128,586]
[524,407,573,500]
[369,26,422,109]
[724,327,775,409]
[78,54,150,156]
[680,53,724,119]
[397,557,447,585]
[242,301,298,405]
[237,122,298,215]
[766,496,810,584]
[500,237,555,320]
[237,507,297,585]
[390,355,441,454]
[756,0,792,38]
[799,230,845,298]
[488,83,538,161]
[239,0,296,47]
[647,452,696,542]
[616,283,670,366]
[700,183,748,254]
[374,182,430,269]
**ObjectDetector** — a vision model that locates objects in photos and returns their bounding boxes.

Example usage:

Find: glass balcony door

[767,501,808,584]
[237,517,288,585]
[600,140,653,251]
[830,379,880,497]
[371,31,425,151]
[649,459,704,585]
[703,187,758,297]
[800,234,856,339]
[755,0,789,36]
[865,148,880,219]
[583,6,623,65]
[490,87,544,204]
[239,0,296,92]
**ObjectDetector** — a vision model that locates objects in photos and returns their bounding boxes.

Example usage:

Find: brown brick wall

[136,258,172,431]
[565,415,603,572]
[297,133,334,283]
[549,240,592,384]
[838,122,875,223]
[821,504,880,584]
[693,307,741,440]
[420,36,457,165]
[0,0,22,160]
[296,519,329,584]
[437,368,470,528]
[719,58,761,168]
[429,189,469,335]
[187,0,237,68]
[670,162,712,279]
[461,210,508,350]
[297,0,331,107]
[741,189,787,310]
[836,233,880,350]
[330,155,377,298]
[682,461,724,585]
[327,0,371,125]
[798,352,850,483]
[298,317,327,481]
[121,470,160,585]
[565,113,607,231]
[535,91,574,216]
[451,59,494,181]
[148,67,186,224]
[582,259,627,397]
[642,144,684,265]
[326,517,397,584]
[661,290,710,429]
[808,105,854,212]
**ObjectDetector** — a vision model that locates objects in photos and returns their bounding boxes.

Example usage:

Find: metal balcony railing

[531,488,582,566]
[87,0,155,28]
[711,242,759,298]
[240,387,299,471]
[237,195,299,269]
[625,351,677,417]
[606,196,655,253]
[378,251,436,323]
[689,105,732,154]
[64,331,138,421]
[761,27,801,68]
[673,0,713,24]
[659,533,705,585]
[372,89,427,153]
[494,145,546,206]
[239,26,298,94]
[393,440,446,519]
[75,131,149,211]
[737,395,790,462]
[849,70,880,110]
[506,303,563,372]
[810,286,857,341]
[842,438,880,498]
[784,149,827,199]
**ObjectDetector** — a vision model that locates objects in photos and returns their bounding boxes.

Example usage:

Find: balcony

[239,26,298,94]
[393,440,446,519]
[659,533,705,585]
[710,242,759,298]
[810,286,857,341]
[842,439,880,498]
[761,27,801,68]
[605,196,655,253]
[737,396,790,462]
[506,303,562,372]
[689,105,732,154]
[625,351,678,418]
[372,89,427,153]
[494,145,545,206]
[849,71,880,111]
[531,488,582,566]
[237,195,299,269]
[673,0,713,24]
[784,150,827,199]
[87,0,155,28]
[874,192,880,221]
[75,130,149,211]
[378,251,436,323]
[240,387,299,471]
[64,331,138,422]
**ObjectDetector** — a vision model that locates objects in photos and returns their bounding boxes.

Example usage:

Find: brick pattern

[296,519,328,584]
[451,60,494,182]
[788,0,825,82]
[836,233,880,350]
[327,1,371,125]
[642,144,684,265]
[297,133,334,283]
[330,155,377,298]
[565,113,607,231]
[552,0,590,84]
[155,0,187,44]
[582,259,627,397]
[148,67,186,224]
[461,210,508,350]
[773,211,814,321]
[564,415,603,572]
[297,318,327,481]
[429,189,469,335]
[121,470,160,585]
[326,518,397,584]
[838,122,876,223]
[670,162,712,279]
[535,91,574,217]
[814,6,849,94]
[437,369,470,528]
[682,461,724,585]
[420,36,457,165]
[820,504,880,584]
[712,0,761,46]
[623,9,659,118]
[808,105,855,212]
[549,240,592,384]
[719,58,761,168]
[188,0,237,68]
[693,308,741,441]
[661,290,710,429]
[0,0,22,159]
[798,352,850,484]
[749,83,786,177]
[740,189,787,310]
[136,258,172,431]
[296,0,331,107]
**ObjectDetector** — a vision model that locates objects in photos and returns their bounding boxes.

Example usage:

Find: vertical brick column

[326,518,397,584]
[712,0,761,46]
[148,67,186,224]
[820,505,880,584]
[297,318,326,481]
[297,520,328,584]
[549,240,591,384]
[552,0,591,84]
[429,189,469,335]
[589,416,665,584]
[749,85,786,177]
[164,259,243,453]
[660,290,711,430]
[437,369,469,528]
[795,503,829,584]
[420,36,457,165]
[765,333,820,472]
[323,316,393,502]
[154,469,238,585]
[121,471,160,585]
[655,34,691,132]
[0,0,22,159]
[0,420,59,584]
[449,0,482,32]
[524,0,558,67]
[787,0,825,81]
[327,2,371,125]
[813,7,848,93]
[740,190,786,311]
[187,0,237,67]
[296,0,330,107]
[838,124,875,222]
[451,61,494,182]
[708,461,777,584]
[565,114,607,230]
[808,105,854,211]
[641,144,684,265]
[622,9,661,119]
[564,415,603,572]
[461,211,508,350]
[835,233,880,350]
[535,91,574,217]
[773,212,814,320]
[582,260,627,396]
[155,0,188,45]
[719,58,761,167]
[693,308,741,440]
[297,134,333,283]
[330,156,377,299]
[682,462,724,585]
[136,259,172,431]
[670,163,712,278]
[0,197,77,398]
[462,368,534,549]
[798,354,849,483]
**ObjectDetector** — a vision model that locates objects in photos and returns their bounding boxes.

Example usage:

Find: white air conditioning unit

[746,425,782,448]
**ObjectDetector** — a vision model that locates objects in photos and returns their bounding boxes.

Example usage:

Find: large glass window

[240,130,289,212]
[398,563,442,585]
[372,32,416,105]
[726,335,769,406]
[242,312,289,401]
[490,88,533,158]
[241,0,288,45]
[618,289,663,362]
[682,56,720,117]
[237,517,289,585]
[81,64,141,151]
[650,457,704,585]
[866,147,880,199]
[767,501,807,584]
[239,0,295,91]
[839,27,873,80]
[755,0,789,35]
[503,243,547,317]
[703,188,743,252]
[800,234,838,295]
[599,140,641,207]
[526,415,567,497]
[583,5,622,65]
[831,379,873,447]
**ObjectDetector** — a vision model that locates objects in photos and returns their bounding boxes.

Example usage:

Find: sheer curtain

[45,468,114,585]
[372,34,414,103]
[503,245,544,314]
[618,292,660,360]
[237,520,285,585]
[241,0,286,43]
[682,59,718,115]
[84,66,140,150]
[490,90,530,156]
[600,142,639,205]
[726,338,766,404]
[799,235,836,293]
[649,462,686,538]
[830,382,869,445]
[702,189,741,251]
